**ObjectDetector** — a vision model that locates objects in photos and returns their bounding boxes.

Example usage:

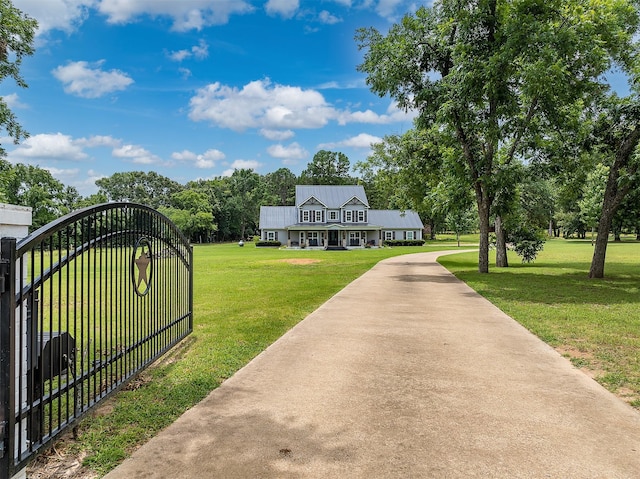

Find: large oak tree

[356,0,638,273]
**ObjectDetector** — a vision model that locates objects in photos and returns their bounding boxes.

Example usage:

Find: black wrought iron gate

[0,203,193,478]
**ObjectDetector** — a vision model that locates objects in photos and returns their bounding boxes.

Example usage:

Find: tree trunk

[589,203,614,278]
[548,219,553,237]
[477,196,490,274]
[495,215,508,268]
[589,126,640,278]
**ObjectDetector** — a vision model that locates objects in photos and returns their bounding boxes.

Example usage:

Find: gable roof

[295,185,369,208]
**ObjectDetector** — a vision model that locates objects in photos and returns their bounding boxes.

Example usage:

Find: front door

[328,230,339,246]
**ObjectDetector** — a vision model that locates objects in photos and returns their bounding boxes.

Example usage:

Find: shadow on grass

[438,258,640,306]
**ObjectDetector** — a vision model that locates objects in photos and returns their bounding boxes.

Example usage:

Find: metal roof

[295,185,369,208]
[260,206,424,230]
[368,210,424,229]
[259,206,297,229]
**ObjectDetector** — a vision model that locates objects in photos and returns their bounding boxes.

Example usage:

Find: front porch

[286,226,381,249]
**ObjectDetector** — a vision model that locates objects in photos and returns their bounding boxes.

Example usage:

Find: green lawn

[42,238,640,476]
[439,239,640,407]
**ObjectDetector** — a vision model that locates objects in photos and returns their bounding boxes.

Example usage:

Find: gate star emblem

[135,251,150,288]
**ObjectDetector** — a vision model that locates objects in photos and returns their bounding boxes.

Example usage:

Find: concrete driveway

[104,251,640,478]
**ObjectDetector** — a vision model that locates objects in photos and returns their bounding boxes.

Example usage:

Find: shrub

[382,239,425,247]
[507,227,545,263]
[255,240,282,247]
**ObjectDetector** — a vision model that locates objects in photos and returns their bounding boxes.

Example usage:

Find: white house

[258,185,424,249]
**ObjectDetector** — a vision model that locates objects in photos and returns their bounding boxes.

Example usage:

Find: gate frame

[0,203,193,478]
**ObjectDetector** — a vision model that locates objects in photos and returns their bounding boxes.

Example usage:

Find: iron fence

[0,203,193,478]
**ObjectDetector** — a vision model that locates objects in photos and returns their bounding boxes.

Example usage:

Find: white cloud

[339,101,418,125]
[18,0,95,35]
[7,133,88,161]
[267,142,308,161]
[259,129,295,141]
[52,60,134,98]
[172,148,225,168]
[112,144,161,165]
[318,10,341,24]
[265,0,299,18]
[169,50,191,62]
[2,93,27,109]
[168,40,209,62]
[318,133,383,150]
[98,0,254,31]
[189,79,338,131]
[230,159,261,169]
[376,0,407,19]
[75,135,121,148]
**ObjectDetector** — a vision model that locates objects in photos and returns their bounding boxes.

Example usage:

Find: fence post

[0,238,16,479]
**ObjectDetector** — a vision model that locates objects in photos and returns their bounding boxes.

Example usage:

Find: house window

[385,231,394,241]
[345,210,353,222]
[267,231,278,241]
[301,210,310,222]
[314,210,323,223]
[329,211,338,221]
[406,231,415,240]
[357,210,366,223]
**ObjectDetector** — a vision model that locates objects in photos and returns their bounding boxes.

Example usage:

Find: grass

[438,238,640,408]
[61,243,461,476]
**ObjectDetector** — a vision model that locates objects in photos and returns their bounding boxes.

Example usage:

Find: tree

[227,168,262,239]
[578,163,609,244]
[589,96,640,277]
[95,171,183,209]
[165,189,217,242]
[0,161,67,230]
[356,1,638,273]
[356,128,448,237]
[264,168,297,205]
[300,150,352,185]
[0,0,37,157]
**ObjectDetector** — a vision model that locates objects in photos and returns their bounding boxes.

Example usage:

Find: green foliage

[382,239,425,247]
[255,240,281,247]
[300,150,353,185]
[356,0,640,273]
[507,226,545,263]
[0,161,69,230]
[0,0,37,157]
[95,171,183,209]
[263,168,297,205]
[578,163,609,227]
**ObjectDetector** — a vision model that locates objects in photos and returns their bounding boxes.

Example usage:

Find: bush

[255,240,282,247]
[382,239,426,247]
[507,227,545,263]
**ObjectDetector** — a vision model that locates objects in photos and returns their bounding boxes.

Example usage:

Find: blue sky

[1,0,631,197]
[2,0,421,196]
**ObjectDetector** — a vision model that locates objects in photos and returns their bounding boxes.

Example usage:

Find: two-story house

[258,185,424,249]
